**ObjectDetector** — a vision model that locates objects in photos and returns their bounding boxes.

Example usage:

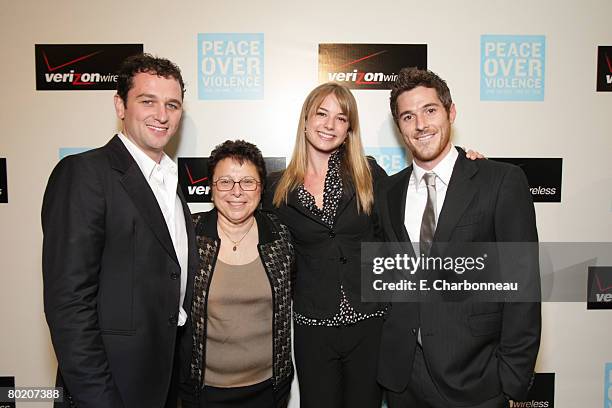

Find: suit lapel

[386,167,412,242]
[434,151,479,243]
[384,168,417,303]
[107,136,179,265]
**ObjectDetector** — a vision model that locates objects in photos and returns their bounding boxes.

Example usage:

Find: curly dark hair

[116,53,185,104]
[208,140,267,190]
[390,67,453,123]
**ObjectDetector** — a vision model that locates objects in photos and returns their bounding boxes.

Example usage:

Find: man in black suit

[42,54,195,408]
[376,67,541,407]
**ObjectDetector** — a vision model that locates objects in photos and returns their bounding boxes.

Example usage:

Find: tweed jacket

[179,209,294,405]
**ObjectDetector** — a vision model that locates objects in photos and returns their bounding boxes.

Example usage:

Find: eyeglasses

[213,177,261,191]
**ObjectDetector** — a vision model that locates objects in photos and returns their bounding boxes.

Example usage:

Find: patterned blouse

[293,149,385,326]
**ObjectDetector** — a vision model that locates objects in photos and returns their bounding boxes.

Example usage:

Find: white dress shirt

[118,133,188,326]
[404,145,459,344]
[404,145,459,256]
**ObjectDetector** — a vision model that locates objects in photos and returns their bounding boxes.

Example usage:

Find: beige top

[205,257,273,387]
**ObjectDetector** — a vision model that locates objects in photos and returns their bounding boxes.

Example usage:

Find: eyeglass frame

[212,177,261,191]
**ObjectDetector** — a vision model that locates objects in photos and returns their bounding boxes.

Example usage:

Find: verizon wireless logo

[510,373,554,408]
[587,267,612,309]
[35,44,143,90]
[510,401,549,407]
[319,44,427,90]
[186,168,210,195]
[42,50,116,85]
[597,46,612,92]
[529,186,557,196]
[178,158,211,203]
[326,50,399,85]
[490,158,562,203]
[593,274,612,302]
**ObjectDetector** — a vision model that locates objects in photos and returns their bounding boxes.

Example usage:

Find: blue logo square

[480,35,546,101]
[198,33,264,100]
[364,147,407,175]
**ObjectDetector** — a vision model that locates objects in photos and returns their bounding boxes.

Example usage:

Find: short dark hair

[208,140,267,190]
[390,67,453,123]
[116,53,185,104]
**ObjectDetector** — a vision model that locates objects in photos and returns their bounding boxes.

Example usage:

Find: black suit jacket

[42,136,196,408]
[262,158,387,318]
[376,147,541,404]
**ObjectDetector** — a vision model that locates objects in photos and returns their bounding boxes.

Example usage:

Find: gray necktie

[419,172,437,257]
[417,172,436,346]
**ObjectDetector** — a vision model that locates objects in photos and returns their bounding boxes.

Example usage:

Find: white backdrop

[1,0,611,406]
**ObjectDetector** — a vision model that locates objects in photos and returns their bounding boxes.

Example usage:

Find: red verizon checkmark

[42,50,103,72]
[595,274,612,293]
[335,50,387,69]
[185,165,208,185]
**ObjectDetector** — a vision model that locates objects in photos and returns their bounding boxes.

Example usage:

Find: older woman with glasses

[180,140,294,408]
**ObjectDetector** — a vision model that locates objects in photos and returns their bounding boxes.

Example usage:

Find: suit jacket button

[328,230,336,238]
[170,272,179,280]
[168,315,178,326]
[339,256,347,264]
[411,328,417,335]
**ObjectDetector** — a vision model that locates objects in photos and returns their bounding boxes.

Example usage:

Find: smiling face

[114,72,183,163]
[212,158,261,226]
[396,86,456,170]
[304,93,350,155]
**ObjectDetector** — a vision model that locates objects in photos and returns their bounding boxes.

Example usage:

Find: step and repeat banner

[1,1,611,407]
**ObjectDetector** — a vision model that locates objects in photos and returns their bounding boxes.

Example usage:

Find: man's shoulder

[365,156,388,180]
[49,137,125,185]
[60,136,128,168]
[460,157,531,203]
[475,156,518,172]
[376,166,411,191]
[461,155,524,181]
[54,146,103,173]
[59,137,114,162]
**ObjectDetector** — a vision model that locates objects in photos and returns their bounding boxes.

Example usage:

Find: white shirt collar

[118,132,176,180]
[411,144,458,189]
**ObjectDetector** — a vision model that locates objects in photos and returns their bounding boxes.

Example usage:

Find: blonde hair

[273,82,374,214]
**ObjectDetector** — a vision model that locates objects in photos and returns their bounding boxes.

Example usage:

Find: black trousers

[164,326,186,408]
[385,346,506,408]
[182,379,277,408]
[294,317,383,408]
